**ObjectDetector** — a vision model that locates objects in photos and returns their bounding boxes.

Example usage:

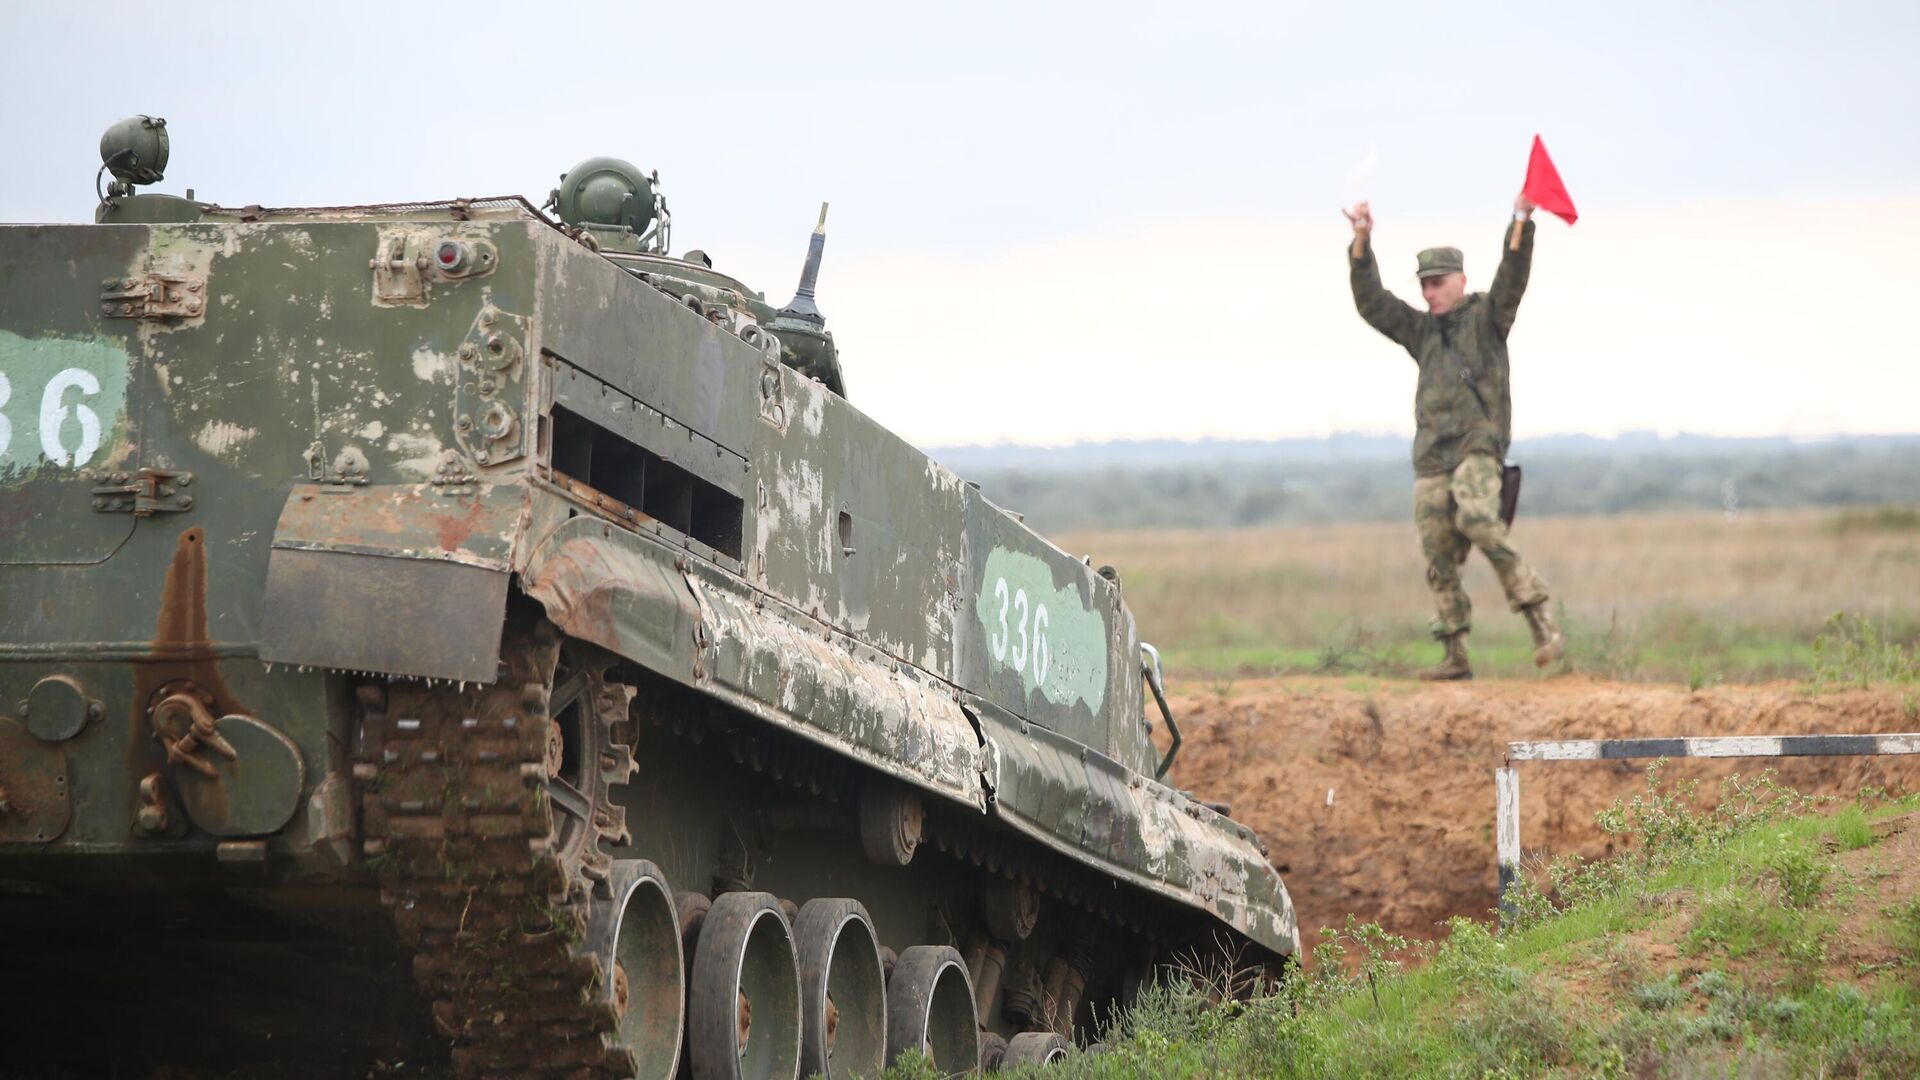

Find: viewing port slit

[549,404,743,559]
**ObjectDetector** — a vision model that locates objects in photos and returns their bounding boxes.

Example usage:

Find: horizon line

[927,430,1920,453]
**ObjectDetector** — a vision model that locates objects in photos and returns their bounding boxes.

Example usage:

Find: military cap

[1416,246,1464,279]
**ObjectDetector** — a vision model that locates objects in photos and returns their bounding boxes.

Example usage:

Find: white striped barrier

[1496,733,1920,921]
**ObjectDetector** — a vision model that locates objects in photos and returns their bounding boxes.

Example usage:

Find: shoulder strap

[1437,323,1493,420]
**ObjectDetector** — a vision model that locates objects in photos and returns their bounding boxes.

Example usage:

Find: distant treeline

[934,436,1920,533]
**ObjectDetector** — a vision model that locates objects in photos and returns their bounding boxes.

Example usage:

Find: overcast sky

[3,0,1916,447]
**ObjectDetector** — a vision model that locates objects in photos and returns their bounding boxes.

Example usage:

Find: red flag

[1522,135,1578,225]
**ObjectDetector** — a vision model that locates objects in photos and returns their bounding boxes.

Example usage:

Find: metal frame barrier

[1496,733,1920,921]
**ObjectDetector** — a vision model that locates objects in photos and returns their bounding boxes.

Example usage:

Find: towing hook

[152,692,241,778]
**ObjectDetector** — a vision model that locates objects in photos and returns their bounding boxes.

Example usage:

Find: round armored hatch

[24,675,100,743]
[169,714,305,837]
[0,719,72,844]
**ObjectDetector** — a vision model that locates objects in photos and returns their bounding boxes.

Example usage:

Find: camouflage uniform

[1412,452,1547,636]
[1349,220,1556,648]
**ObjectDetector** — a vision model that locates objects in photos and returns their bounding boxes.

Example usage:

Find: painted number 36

[989,576,1051,684]
[0,367,106,467]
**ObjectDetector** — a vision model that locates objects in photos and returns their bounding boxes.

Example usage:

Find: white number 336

[989,576,1051,684]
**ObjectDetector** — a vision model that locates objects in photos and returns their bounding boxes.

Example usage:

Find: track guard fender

[258,484,524,683]
[520,515,704,683]
[523,516,986,813]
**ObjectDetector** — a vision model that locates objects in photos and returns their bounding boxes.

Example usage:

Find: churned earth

[1162,676,1920,955]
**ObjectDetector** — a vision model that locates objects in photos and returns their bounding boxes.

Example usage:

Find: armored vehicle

[0,117,1297,1078]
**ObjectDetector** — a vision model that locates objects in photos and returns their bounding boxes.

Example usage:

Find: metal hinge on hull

[100,273,205,319]
[91,468,195,515]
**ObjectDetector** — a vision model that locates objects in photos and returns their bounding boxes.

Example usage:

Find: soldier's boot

[1523,603,1565,668]
[1417,632,1473,682]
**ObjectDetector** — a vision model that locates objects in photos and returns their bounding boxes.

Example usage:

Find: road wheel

[1004,1031,1069,1065]
[886,945,978,1076]
[979,1032,1008,1072]
[585,860,685,1079]
[794,898,885,1079]
[689,892,800,1080]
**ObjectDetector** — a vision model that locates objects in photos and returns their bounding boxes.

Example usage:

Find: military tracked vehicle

[0,117,1297,1078]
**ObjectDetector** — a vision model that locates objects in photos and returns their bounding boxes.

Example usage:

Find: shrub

[1766,842,1833,909]
[1632,975,1688,1012]
[1811,611,1920,688]
[1450,987,1577,1076]
[1507,764,1817,928]
[1433,916,1522,991]
[1309,915,1412,1013]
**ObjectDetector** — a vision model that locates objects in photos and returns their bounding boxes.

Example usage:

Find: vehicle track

[357,621,638,1077]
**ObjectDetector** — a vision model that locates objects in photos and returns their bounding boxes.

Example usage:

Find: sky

[2,0,1916,447]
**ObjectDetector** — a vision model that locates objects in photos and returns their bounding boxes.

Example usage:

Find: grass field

[1057,506,1920,684]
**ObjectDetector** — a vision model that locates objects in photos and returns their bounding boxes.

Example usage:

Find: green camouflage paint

[973,546,1108,715]
[1,142,1299,1030]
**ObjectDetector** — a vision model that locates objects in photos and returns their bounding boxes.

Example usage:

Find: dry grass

[1058,507,1920,682]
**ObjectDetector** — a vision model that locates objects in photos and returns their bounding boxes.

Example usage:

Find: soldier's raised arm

[1345,203,1421,350]
[1489,195,1536,338]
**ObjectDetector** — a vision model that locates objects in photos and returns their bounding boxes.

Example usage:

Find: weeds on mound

[891,769,1920,1078]
[1501,762,1818,927]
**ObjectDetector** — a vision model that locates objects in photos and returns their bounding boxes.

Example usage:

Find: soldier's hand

[1343,201,1373,237]
[1513,193,1535,219]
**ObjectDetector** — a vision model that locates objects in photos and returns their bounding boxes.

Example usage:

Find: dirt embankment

[1165,677,1920,950]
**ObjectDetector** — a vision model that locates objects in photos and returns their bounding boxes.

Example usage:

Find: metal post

[1495,766,1520,926]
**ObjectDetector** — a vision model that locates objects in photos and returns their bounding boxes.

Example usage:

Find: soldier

[1343,195,1565,681]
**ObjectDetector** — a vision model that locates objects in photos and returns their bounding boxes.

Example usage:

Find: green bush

[1448,987,1577,1075]
[1631,975,1688,1012]
[1432,916,1522,991]
[1811,611,1920,688]
[1766,841,1834,908]
[1506,764,1816,929]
